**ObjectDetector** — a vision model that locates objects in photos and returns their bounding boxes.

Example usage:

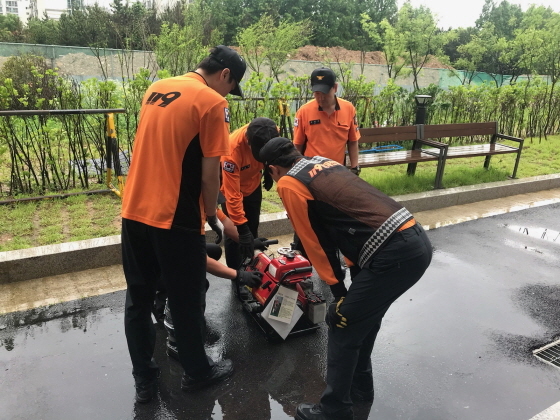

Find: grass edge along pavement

[0,134,560,253]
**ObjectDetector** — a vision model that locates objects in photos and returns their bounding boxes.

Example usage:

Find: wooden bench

[351,122,524,189]
[348,125,448,189]
[409,122,524,184]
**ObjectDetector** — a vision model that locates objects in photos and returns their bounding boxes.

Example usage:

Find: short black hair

[196,47,234,83]
[197,47,225,74]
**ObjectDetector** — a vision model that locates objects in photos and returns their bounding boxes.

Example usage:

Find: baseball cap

[247,118,280,161]
[258,137,295,165]
[209,45,247,97]
[311,67,336,94]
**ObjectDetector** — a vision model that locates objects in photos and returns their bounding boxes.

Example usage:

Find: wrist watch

[351,165,361,175]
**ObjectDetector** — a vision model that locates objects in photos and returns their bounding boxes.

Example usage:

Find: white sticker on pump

[268,264,277,278]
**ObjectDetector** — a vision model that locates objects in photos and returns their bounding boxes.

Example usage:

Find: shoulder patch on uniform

[294,117,299,127]
[223,161,236,173]
[353,115,358,125]
[224,107,230,123]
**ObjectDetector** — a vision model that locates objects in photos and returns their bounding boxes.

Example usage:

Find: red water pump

[237,240,326,340]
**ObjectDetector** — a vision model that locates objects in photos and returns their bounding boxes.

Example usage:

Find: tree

[528,12,560,134]
[23,15,59,45]
[361,15,409,80]
[443,27,478,64]
[396,2,447,90]
[58,5,112,47]
[0,14,23,42]
[475,0,523,40]
[109,0,158,50]
[262,18,312,81]
[153,0,223,76]
[453,30,488,84]
[237,15,273,75]
[237,14,311,81]
[472,22,525,86]
[158,0,188,28]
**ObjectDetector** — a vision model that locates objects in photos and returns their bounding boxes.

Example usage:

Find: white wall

[33,0,72,20]
[0,0,32,22]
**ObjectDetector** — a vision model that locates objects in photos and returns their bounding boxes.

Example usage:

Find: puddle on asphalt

[505,225,560,243]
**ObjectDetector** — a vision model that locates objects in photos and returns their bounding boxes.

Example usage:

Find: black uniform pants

[222,185,262,269]
[321,224,432,418]
[122,218,213,379]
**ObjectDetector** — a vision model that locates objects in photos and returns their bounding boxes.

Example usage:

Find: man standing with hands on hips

[293,67,361,175]
[121,45,246,403]
[258,137,432,420]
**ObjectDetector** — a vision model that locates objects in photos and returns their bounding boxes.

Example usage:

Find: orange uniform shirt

[277,176,341,285]
[293,97,360,164]
[122,72,230,233]
[220,124,264,226]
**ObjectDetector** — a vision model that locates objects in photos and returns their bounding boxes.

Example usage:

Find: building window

[67,0,83,9]
[6,1,19,14]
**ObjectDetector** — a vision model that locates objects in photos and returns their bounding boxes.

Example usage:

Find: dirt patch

[0,233,13,243]
[1,45,451,79]
[112,214,121,231]
[289,45,451,69]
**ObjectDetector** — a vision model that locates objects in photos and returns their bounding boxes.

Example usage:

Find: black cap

[311,67,336,94]
[209,45,247,97]
[258,137,295,165]
[247,118,279,161]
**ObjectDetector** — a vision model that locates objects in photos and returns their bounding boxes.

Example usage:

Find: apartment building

[0,0,32,22]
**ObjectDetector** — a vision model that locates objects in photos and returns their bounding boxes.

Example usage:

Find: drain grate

[534,339,560,368]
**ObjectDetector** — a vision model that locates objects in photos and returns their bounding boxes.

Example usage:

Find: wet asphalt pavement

[1,203,560,420]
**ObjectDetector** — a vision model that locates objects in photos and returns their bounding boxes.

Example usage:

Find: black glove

[330,281,348,303]
[253,237,270,251]
[263,170,273,191]
[207,214,223,244]
[237,223,255,260]
[236,270,263,288]
[327,297,348,329]
[350,166,361,176]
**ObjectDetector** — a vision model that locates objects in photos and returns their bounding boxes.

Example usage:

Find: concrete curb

[2,173,559,284]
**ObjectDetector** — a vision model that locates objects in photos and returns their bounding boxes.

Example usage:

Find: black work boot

[133,367,160,403]
[181,359,233,392]
[295,403,353,420]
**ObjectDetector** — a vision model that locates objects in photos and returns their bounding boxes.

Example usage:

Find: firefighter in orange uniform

[121,45,246,403]
[259,137,432,420]
[220,117,279,268]
[293,67,361,174]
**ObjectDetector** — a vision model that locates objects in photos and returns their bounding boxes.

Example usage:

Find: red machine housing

[250,251,312,306]
[241,247,326,338]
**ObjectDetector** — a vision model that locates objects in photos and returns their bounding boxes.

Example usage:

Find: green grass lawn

[0,135,559,252]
